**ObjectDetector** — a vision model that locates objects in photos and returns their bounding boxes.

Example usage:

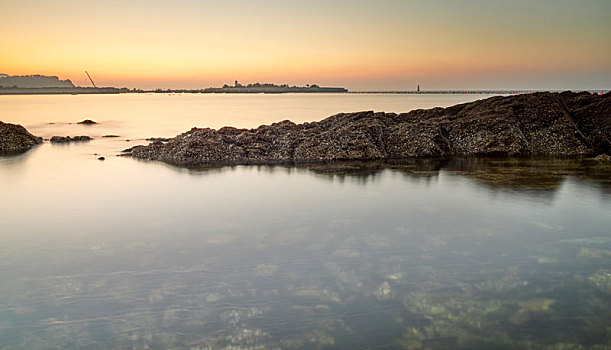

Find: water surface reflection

[0,156,609,349]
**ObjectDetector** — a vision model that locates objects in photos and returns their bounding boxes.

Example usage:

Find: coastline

[3,88,608,96]
[0,87,121,95]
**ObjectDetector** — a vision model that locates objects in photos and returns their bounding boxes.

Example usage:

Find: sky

[1,0,609,90]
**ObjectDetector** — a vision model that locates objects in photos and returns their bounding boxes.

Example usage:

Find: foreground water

[1,94,610,349]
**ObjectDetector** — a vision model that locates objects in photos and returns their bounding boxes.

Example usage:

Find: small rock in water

[146,137,170,142]
[77,119,97,125]
[50,136,92,143]
[103,135,120,138]
[98,156,105,161]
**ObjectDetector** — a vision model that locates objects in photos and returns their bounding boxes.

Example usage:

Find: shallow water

[1,94,610,349]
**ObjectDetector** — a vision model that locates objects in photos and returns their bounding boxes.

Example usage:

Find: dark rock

[125,92,611,166]
[103,135,120,138]
[77,119,97,125]
[594,154,611,162]
[0,121,43,153]
[50,135,92,143]
[145,137,170,142]
[98,156,105,161]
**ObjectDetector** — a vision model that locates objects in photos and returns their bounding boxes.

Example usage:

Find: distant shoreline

[1,87,608,96]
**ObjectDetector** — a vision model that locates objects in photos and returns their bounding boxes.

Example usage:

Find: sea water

[0,94,609,349]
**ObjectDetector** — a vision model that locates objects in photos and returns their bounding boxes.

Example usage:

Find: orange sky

[1,0,609,90]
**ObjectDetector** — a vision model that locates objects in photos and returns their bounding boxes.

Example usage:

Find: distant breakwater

[124,91,610,166]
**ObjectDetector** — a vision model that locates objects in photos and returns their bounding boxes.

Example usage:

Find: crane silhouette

[85,71,97,88]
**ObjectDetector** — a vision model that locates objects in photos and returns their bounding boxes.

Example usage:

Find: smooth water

[1,94,610,349]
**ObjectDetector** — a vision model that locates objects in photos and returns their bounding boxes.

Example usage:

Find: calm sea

[0,93,610,349]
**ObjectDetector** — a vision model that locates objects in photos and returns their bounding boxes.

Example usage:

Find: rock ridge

[124,91,610,166]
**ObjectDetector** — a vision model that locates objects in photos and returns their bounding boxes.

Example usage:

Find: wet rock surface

[50,135,92,143]
[594,154,611,162]
[0,121,42,153]
[125,92,611,166]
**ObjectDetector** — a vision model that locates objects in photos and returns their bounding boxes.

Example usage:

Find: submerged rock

[50,135,92,143]
[375,281,394,301]
[124,92,611,166]
[0,121,42,153]
[588,269,611,294]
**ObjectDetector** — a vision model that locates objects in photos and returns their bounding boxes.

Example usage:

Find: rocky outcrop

[125,91,610,166]
[50,136,92,143]
[0,121,42,153]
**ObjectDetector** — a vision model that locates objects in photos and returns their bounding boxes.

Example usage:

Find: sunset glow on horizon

[1,0,609,90]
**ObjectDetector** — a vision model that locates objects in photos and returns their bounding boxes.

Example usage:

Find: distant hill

[0,74,75,88]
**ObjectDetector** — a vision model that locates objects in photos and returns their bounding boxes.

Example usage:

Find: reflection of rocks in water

[177,157,611,197]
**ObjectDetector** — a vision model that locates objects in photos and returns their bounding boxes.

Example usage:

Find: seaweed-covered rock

[0,121,42,153]
[125,92,611,166]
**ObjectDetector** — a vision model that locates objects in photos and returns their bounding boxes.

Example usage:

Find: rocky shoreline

[123,91,610,166]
